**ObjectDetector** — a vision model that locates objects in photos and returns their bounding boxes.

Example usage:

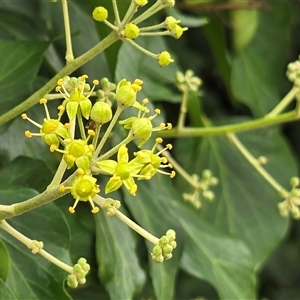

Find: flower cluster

[278,177,300,219]
[183,170,219,209]
[287,58,300,88]
[67,258,90,288]
[22,75,174,214]
[151,229,177,263]
[92,0,187,67]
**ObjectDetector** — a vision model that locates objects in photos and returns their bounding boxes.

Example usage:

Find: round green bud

[203,190,215,201]
[153,254,164,263]
[290,176,300,187]
[131,118,152,139]
[77,277,86,285]
[157,51,174,67]
[164,253,173,260]
[163,244,173,254]
[93,6,108,22]
[134,0,148,6]
[159,235,169,246]
[170,240,177,249]
[291,206,300,219]
[124,23,140,39]
[202,169,212,179]
[101,77,110,89]
[166,229,176,241]
[152,245,163,256]
[90,101,112,124]
[107,92,116,101]
[116,85,136,107]
[67,274,78,288]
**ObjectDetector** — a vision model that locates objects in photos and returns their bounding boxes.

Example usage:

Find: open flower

[97,144,144,195]
[21,98,70,149]
[60,173,100,214]
[132,138,176,179]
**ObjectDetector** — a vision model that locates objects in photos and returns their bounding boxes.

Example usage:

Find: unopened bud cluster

[67,258,90,288]
[92,0,187,67]
[151,229,177,263]
[278,176,300,219]
[287,59,300,87]
[183,170,218,209]
[176,70,202,93]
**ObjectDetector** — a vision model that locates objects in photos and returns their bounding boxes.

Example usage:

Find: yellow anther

[156,137,163,143]
[21,114,27,120]
[155,108,161,114]
[92,207,99,214]
[170,171,176,178]
[81,74,88,80]
[59,185,66,192]
[55,86,61,92]
[57,78,63,85]
[25,130,32,138]
[50,144,57,152]
[134,79,143,85]
[58,105,64,111]
[77,85,83,93]
[131,83,142,92]
[166,143,172,150]
[159,123,166,129]
[162,157,168,164]
[142,98,149,104]
[88,129,95,136]
[69,207,75,214]
[64,123,70,129]
[93,79,99,85]
[88,145,95,152]
[77,168,85,175]
[67,154,75,161]
[39,98,47,104]
[167,123,172,130]
[168,163,173,168]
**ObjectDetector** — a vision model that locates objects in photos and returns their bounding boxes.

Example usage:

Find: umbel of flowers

[92,0,187,67]
[22,75,174,214]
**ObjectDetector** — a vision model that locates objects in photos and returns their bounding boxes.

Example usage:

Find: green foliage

[0,0,300,299]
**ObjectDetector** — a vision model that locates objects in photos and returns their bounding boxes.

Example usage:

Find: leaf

[124,178,256,299]
[0,156,53,192]
[175,126,293,266]
[0,239,9,281]
[123,181,183,300]
[0,40,49,115]
[231,1,291,116]
[95,206,146,299]
[0,279,16,300]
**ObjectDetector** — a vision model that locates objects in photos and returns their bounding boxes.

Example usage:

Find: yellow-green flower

[97,144,144,195]
[22,98,70,149]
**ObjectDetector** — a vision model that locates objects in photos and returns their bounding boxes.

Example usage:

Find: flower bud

[163,244,173,254]
[131,118,152,139]
[116,81,137,108]
[90,101,112,124]
[152,245,162,256]
[92,6,108,22]
[157,51,174,67]
[134,0,148,6]
[166,229,176,241]
[124,23,140,39]
[67,274,78,288]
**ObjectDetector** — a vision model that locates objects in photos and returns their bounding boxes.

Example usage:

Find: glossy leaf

[231,1,291,116]
[95,207,146,299]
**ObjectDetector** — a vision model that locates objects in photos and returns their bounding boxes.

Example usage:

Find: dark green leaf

[95,205,146,299]
[0,239,9,281]
[0,40,49,115]
[231,1,291,116]
[0,279,16,300]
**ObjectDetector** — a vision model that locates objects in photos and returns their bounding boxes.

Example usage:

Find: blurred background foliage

[0,0,300,299]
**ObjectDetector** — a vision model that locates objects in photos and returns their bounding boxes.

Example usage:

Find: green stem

[93,106,124,159]
[159,111,299,138]
[0,31,119,127]
[77,110,86,140]
[139,23,164,32]
[92,123,102,147]
[132,1,162,25]
[177,86,189,130]
[111,0,121,26]
[139,31,171,37]
[61,0,74,62]
[124,38,157,58]
[0,173,75,220]
[48,157,67,187]
[93,195,159,245]
[121,1,138,26]
[265,86,299,117]
[227,133,287,194]
[0,220,73,273]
